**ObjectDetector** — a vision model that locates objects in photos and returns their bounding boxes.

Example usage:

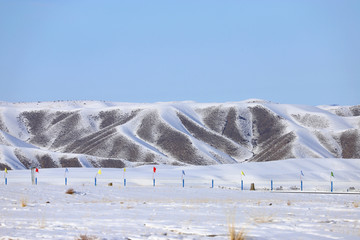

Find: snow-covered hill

[0,100,359,169]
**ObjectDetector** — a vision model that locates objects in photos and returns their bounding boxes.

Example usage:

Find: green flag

[331,171,334,177]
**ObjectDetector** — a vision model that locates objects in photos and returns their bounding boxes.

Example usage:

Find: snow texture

[0,100,359,169]
[0,158,359,239]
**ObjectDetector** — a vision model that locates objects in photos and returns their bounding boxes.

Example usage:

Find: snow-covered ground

[1,158,360,240]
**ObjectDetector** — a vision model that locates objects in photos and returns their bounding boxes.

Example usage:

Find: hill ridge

[0,100,359,169]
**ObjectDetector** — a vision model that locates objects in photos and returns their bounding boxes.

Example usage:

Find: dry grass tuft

[66,188,75,195]
[287,200,291,206]
[229,224,246,240]
[353,202,359,208]
[252,215,273,224]
[76,234,99,240]
[108,182,113,186]
[21,198,27,207]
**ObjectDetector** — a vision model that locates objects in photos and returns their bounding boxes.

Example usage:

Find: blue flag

[65,168,69,173]
[182,170,185,176]
[301,170,304,176]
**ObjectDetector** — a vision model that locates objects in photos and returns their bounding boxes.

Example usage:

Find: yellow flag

[98,169,102,175]
[124,168,126,172]
[5,168,8,173]
[241,171,245,176]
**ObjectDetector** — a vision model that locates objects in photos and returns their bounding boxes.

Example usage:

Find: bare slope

[0,100,359,169]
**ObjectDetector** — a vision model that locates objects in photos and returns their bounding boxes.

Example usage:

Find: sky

[0,0,359,106]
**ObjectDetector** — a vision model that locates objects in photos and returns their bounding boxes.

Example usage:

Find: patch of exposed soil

[177,112,242,160]
[350,105,360,116]
[99,159,125,168]
[60,157,82,167]
[221,108,248,145]
[36,154,58,168]
[250,106,285,147]
[340,130,360,158]
[250,132,296,162]
[99,109,139,129]
[0,163,11,171]
[314,131,341,157]
[14,149,34,169]
[292,114,329,129]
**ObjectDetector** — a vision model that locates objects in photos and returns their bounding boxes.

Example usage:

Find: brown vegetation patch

[137,111,208,165]
[0,117,9,132]
[350,105,360,116]
[177,112,243,161]
[229,225,247,240]
[50,112,84,149]
[14,149,34,168]
[36,154,58,168]
[250,132,296,162]
[21,198,28,207]
[99,159,125,168]
[20,110,47,134]
[108,135,141,161]
[136,111,158,142]
[340,130,360,158]
[157,122,208,165]
[89,159,100,168]
[314,131,341,157]
[65,188,75,194]
[60,157,82,167]
[292,114,329,129]
[51,111,73,125]
[65,127,118,154]
[0,163,11,171]
[250,106,285,147]
[76,234,99,240]
[99,109,139,129]
[222,108,248,145]
[201,106,227,133]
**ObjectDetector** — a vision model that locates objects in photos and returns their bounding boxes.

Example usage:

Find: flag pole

[123,168,126,187]
[152,167,156,187]
[35,168,39,185]
[182,170,185,188]
[4,168,8,185]
[64,168,69,186]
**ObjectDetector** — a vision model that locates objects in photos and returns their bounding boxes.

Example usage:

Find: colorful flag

[241,171,245,176]
[124,168,126,172]
[35,168,39,173]
[182,170,185,176]
[153,167,156,173]
[4,168,7,173]
[98,169,102,175]
[331,171,334,177]
[301,170,304,176]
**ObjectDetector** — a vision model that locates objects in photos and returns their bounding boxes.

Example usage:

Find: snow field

[0,185,359,239]
[1,158,360,239]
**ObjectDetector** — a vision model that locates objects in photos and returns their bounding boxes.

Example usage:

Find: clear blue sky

[1,1,359,105]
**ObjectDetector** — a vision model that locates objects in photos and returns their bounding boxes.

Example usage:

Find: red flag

[153,167,156,173]
[35,168,39,173]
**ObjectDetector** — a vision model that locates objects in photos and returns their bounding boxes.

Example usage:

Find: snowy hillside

[0,100,359,170]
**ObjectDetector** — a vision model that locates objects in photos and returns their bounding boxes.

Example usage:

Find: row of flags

[2,167,336,178]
